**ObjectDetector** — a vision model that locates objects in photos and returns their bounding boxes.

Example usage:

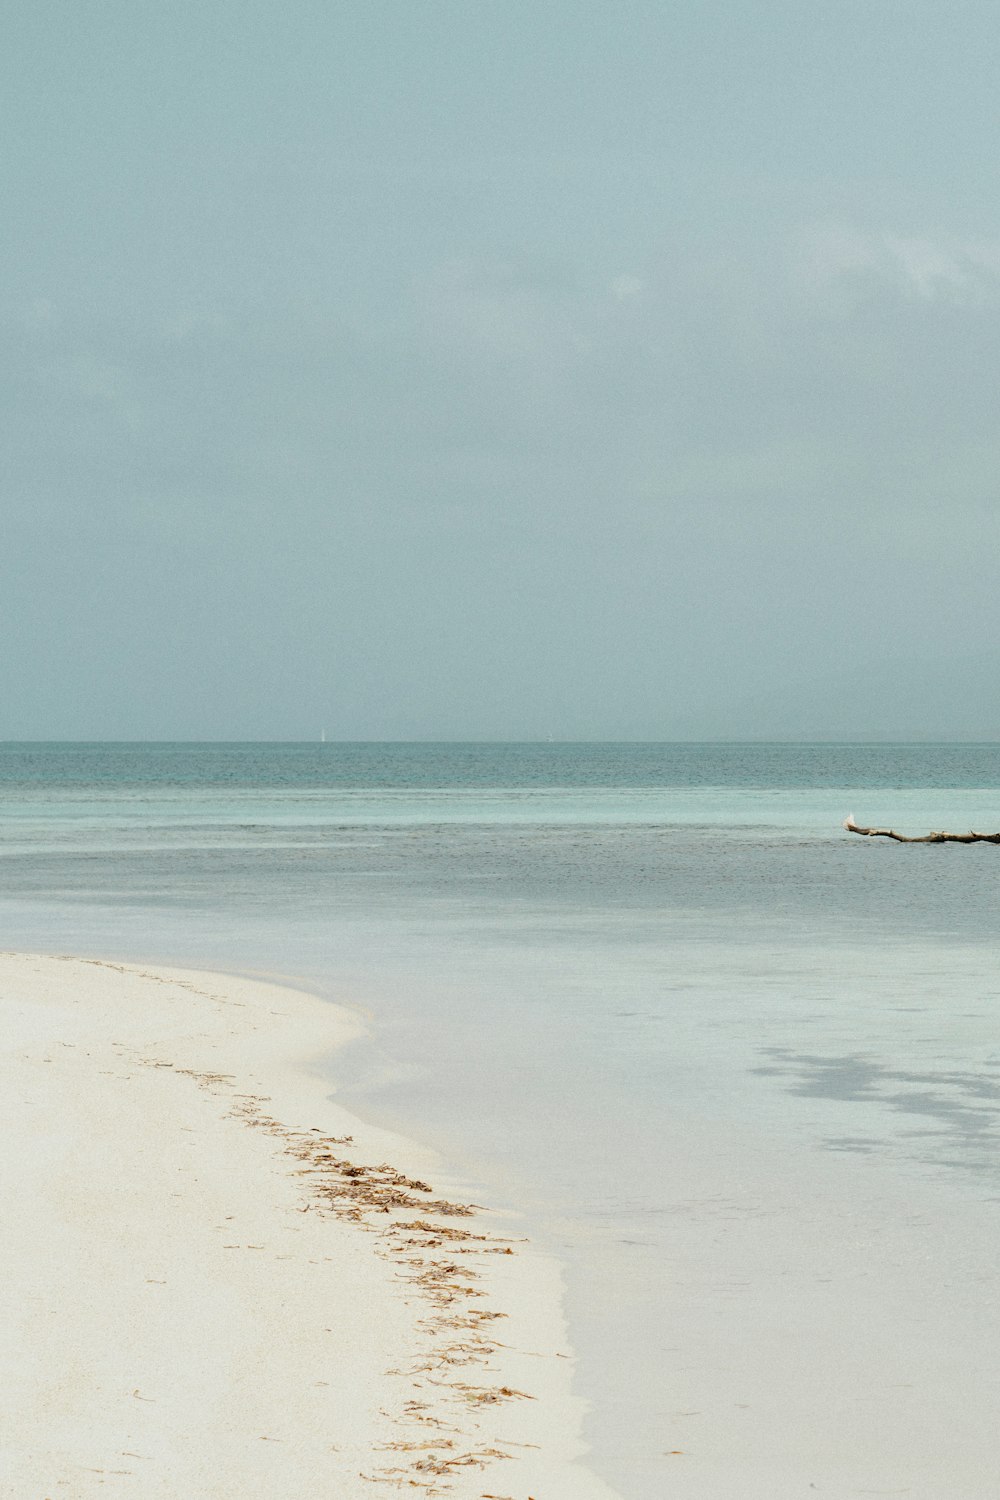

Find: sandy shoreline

[1,952,620,1499]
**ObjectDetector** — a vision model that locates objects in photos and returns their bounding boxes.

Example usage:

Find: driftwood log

[843,816,1000,845]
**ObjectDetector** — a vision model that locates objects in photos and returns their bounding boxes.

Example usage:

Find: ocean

[4,741,1000,1497]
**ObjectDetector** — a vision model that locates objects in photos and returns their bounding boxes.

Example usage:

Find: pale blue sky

[6,2,1000,738]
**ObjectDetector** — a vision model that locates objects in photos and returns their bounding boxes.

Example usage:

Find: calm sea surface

[4,742,1000,1496]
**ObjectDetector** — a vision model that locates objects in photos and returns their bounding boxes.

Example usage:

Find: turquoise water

[3,742,1000,1496]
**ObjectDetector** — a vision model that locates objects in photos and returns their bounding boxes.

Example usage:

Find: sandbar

[0,952,620,1498]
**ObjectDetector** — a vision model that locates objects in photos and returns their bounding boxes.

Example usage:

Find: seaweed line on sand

[135,1053,536,1496]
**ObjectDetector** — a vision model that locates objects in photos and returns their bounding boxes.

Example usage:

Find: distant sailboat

[321,729,326,744]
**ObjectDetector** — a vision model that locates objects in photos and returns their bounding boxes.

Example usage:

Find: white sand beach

[0,952,620,1499]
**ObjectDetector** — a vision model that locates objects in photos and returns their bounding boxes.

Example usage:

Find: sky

[5,0,1000,740]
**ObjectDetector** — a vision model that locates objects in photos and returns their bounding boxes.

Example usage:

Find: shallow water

[4,742,1000,1495]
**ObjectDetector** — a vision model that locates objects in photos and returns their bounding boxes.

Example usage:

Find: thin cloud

[801,223,1000,304]
[610,274,643,301]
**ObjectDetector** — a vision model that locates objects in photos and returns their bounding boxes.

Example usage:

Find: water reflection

[754,1046,1000,1175]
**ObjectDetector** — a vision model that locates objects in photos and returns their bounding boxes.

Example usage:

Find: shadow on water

[753,1046,1000,1178]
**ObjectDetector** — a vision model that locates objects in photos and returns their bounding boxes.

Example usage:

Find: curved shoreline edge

[1,952,621,1500]
[1,954,626,1494]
